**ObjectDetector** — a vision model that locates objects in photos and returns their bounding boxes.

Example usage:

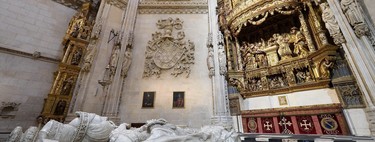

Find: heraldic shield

[153,39,184,69]
[143,17,195,78]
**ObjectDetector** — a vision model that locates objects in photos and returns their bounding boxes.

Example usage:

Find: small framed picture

[173,92,184,108]
[142,92,155,108]
[278,96,288,106]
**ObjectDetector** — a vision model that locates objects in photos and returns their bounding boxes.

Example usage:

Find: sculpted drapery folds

[320,3,346,45]
[121,47,132,78]
[340,0,369,37]
[143,18,195,78]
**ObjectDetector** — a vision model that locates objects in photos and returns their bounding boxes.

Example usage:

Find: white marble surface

[243,88,340,110]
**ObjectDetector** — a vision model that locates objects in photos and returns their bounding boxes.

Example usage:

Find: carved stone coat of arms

[143,18,195,78]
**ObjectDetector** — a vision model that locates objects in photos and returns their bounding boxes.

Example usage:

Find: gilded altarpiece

[219,0,351,134]
[220,0,338,98]
[41,3,97,122]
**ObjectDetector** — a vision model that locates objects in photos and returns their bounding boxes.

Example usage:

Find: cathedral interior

[1,0,375,141]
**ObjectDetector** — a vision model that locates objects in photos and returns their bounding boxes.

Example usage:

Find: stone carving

[6,126,22,142]
[340,0,369,37]
[121,48,132,78]
[20,127,39,142]
[143,18,195,78]
[107,0,127,10]
[81,20,102,72]
[207,48,215,78]
[38,111,116,142]
[82,47,97,72]
[219,48,227,75]
[110,40,121,75]
[320,3,346,45]
[110,118,239,142]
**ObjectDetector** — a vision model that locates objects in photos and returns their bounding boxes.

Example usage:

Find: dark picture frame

[173,92,184,108]
[142,92,155,108]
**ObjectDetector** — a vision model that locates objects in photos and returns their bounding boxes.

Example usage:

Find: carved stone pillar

[306,1,329,47]
[209,0,232,128]
[101,0,138,123]
[325,0,375,135]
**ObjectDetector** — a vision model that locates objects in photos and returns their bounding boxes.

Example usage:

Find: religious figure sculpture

[82,47,97,72]
[276,34,293,60]
[290,27,309,58]
[60,77,74,96]
[218,45,227,75]
[320,58,334,79]
[340,0,363,26]
[207,48,215,78]
[296,71,306,83]
[37,111,116,142]
[229,78,245,92]
[121,48,132,78]
[71,48,82,65]
[340,0,369,37]
[110,118,239,142]
[110,42,121,75]
[321,3,346,45]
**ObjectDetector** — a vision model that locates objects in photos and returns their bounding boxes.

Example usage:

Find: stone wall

[120,14,213,128]
[0,0,75,59]
[0,0,75,132]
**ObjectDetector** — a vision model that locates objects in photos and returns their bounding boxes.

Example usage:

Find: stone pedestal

[263,45,279,66]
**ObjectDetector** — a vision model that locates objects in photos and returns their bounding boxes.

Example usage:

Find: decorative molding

[138,1,208,14]
[241,104,342,117]
[143,18,195,78]
[107,0,128,10]
[0,46,60,63]
[0,102,21,119]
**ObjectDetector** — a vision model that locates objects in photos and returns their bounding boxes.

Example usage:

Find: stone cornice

[138,1,208,14]
[0,46,60,64]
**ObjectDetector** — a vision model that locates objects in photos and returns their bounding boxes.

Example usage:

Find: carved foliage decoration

[143,18,195,78]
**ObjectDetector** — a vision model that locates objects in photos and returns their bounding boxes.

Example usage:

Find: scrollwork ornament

[143,18,195,78]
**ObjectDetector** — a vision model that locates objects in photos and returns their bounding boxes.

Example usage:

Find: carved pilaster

[298,10,316,52]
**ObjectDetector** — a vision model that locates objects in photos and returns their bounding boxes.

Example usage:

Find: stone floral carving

[340,0,369,37]
[218,32,227,75]
[143,18,195,78]
[320,3,346,45]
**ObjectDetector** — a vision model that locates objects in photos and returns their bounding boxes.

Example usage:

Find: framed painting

[173,92,184,108]
[142,92,155,108]
[278,96,288,106]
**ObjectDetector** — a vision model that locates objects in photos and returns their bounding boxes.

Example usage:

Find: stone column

[208,0,233,128]
[326,0,375,135]
[101,0,139,123]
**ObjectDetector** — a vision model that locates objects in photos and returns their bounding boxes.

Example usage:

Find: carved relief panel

[143,18,195,78]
